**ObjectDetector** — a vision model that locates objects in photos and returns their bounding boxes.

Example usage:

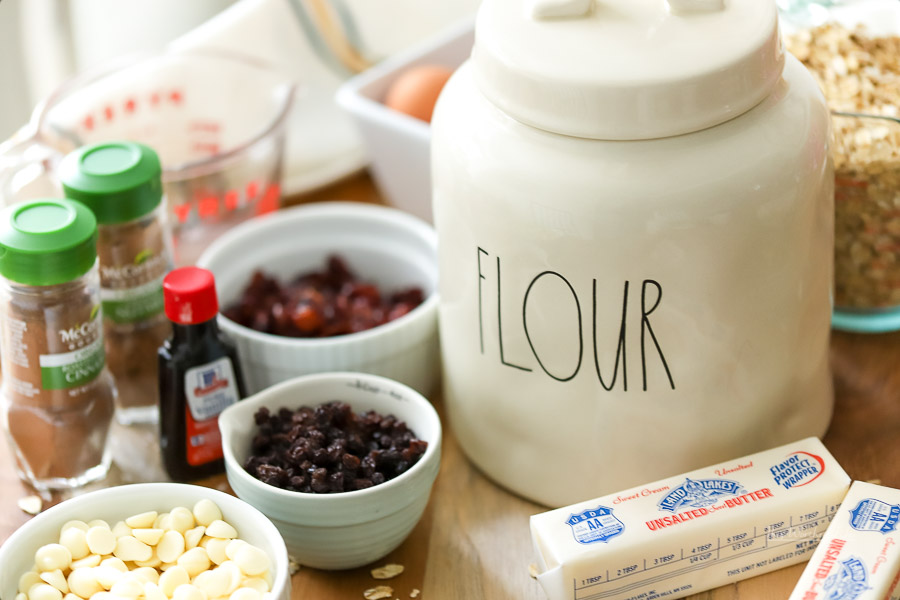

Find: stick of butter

[530,437,850,600]
[788,480,900,600]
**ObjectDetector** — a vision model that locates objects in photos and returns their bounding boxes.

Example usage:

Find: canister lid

[471,0,785,140]
[0,199,98,286]
[60,141,163,224]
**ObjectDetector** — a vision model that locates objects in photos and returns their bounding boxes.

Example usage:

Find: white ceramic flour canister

[432,0,835,508]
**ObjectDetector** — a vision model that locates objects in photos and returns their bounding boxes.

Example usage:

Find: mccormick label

[40,310,105,390]
[789,481,900,600]
[530,438,850,600]
[183,357,240,466]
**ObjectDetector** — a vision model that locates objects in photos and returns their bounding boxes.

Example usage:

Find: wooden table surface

[2,171,899,600]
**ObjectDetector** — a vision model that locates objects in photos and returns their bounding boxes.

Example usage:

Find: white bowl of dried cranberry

[218,371,442,570]
[195,201,439,397]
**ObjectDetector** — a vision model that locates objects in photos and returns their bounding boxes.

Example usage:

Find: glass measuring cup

[0,50,295,266]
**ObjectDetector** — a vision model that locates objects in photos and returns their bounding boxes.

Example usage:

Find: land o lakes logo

[566,505,625,545]
[823,557,870,599]
[656,478,745,513]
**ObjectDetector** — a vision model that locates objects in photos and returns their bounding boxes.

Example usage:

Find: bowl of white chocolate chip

[0,483,290,600]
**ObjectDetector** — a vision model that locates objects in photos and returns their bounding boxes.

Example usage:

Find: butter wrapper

[789,480,900,600]
[530,437,851,600]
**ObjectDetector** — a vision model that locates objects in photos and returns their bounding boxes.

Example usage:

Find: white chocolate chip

[204,521,236,540]
[59,528,90,561]
[153,513,169,529]
[86,520,110,530]
[177,547,211,578]
[192,500,222,528]
[113,536,153,562]
[19,571,42,594]
[28,583,62,600]
[35,544,72,572]
[67,568,103,598]
[39,570,68,594]
[216,562,243,596]
[224,540,247,562]
[159,566,190,598]
[134,551,163,569]
[18,495,43,515]
[169,508,195,534]
[232,546,268,577]
[184,527,205,550]
[111,521,132,539]
[192,570,228,599]
[61,521,89,533]
[100,558,128,573]
[125,512,158,529]
[172,584,206,600]
[70,555,101,570]
[110,577,145,599]
[62,594,80,600]
[94,566,125,590]
[133,529,165,546]
[157,531,186,564]
[203,539,229,566]
[144,582,167,600]
[86,527,117,555]
[130,567,160,585]
[16,593,28,600]
[229,589,260,600]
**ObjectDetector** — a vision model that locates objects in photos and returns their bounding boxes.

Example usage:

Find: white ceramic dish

[336,20,474,224]
[218,371,442,570]
[196,201,439,396]
[0,483,291,600]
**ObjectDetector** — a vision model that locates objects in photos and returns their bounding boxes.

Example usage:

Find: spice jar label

[39,336,106,390]
[183,357,240,466]
[100,273,166,324]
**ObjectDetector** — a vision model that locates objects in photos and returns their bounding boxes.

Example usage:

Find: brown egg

[384,64,454,123]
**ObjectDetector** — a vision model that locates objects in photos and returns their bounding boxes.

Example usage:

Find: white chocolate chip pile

[14,499,273,600]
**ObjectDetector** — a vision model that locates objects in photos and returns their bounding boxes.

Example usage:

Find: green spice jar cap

[59,141,163,225]
[0,199,98,286]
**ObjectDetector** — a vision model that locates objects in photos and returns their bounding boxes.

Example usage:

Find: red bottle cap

[163,267,219,325]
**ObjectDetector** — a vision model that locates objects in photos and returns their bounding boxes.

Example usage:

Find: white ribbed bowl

[0,483,291,600]
[218,372,442,570]
[196,202,439,396]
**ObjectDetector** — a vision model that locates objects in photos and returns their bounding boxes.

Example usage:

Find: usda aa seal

[566,505,625,545]
[849,498,900,534]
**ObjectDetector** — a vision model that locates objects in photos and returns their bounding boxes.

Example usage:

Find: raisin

[244,401,428,494]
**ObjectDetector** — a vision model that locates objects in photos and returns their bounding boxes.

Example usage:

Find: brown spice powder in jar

[60,142,174,424]
[0,199,116,490]
[96,214,172,419]
[2,279,116,483]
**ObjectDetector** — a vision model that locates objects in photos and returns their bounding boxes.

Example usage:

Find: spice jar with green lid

[0,198,116,491]
[60,141,174,425]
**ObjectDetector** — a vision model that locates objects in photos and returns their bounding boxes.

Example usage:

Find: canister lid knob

[666,0,725,14]
[530,0,592,19]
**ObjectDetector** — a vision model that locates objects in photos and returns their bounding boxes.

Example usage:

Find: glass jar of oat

[0,199,116,490]
[786,17,900,332]
[60,142,174,424]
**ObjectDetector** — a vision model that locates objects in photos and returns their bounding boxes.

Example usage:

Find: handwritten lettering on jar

[475,246,676,391]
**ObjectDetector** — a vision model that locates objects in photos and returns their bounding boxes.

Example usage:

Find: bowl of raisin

[218,371,442,570]
[196,202,438,395]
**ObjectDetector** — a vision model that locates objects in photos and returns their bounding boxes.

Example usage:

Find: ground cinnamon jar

[60,142,174,425]
[0,198,116,491]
